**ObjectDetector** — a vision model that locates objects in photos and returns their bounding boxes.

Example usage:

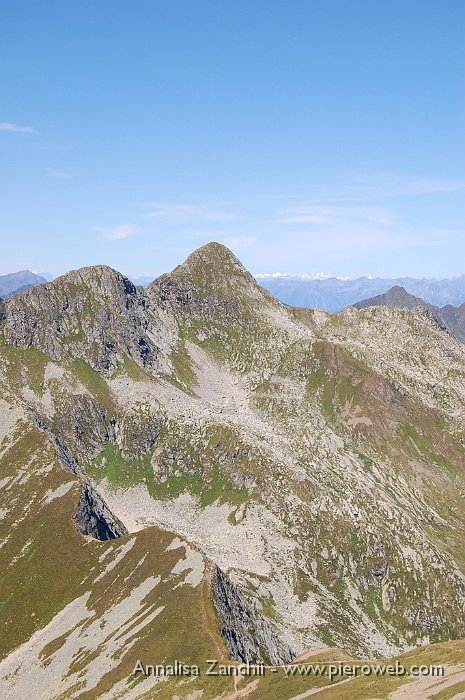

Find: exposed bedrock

[74,481,128,540]
[212,566,294,665]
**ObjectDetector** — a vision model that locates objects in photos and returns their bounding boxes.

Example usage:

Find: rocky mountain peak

[51,263,135,292]
[149,243,298,340]
[352,284,465,343]
[2,263,175,375]
[152,242,257,300]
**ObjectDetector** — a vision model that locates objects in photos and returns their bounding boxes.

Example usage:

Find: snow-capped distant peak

[254,272,352,281]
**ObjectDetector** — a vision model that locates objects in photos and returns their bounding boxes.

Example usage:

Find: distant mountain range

[256,274,465,312]
[0,270,46,298]
[4,267,465,318]
[353,285,465,343]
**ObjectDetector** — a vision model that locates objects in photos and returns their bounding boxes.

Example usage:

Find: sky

[1,0,464,280]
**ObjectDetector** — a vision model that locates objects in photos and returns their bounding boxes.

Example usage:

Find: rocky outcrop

[212,567,294,665]
[29,407,127,540]
[115,407,161,460]
[150,242,289,329]
[74,482,128,540]
[0,298,4,322]
[51,395,115,466]
[29,410,80,474]
[353,285,465,343]
[2,265,177,375]
[152,273,244,325]
[151,243,253,326]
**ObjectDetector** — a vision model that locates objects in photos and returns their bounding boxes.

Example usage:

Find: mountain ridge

[257,273,465,311]
[0,270,46,298]
[2,243,465,697]
[353,285,465,343]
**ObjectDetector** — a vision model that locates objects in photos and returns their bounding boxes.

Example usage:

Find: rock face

[51,395,115,465]
[150,242,291,332]
[115,406,161,460]
[74,482,128,540]
[213,567,294,665]
[2,242,465,662]
[3,265,177,375]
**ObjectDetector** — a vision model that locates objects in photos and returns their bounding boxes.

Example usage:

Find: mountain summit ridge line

[2,242,465,698]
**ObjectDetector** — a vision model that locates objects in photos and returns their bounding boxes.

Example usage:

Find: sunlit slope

[0,395,234,700]
[1,242,465,661]
[240,640,465,700]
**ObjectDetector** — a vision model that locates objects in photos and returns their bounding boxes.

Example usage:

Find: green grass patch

[398,424,458,477]
[0,335,49,395]
[169,341,198,391]
[71,358,115,413]
[88,443,155,492]
[110,355,150,382]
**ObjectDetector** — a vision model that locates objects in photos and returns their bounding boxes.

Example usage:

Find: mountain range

[257,274,465,312]
[0,270,47,298]
[5,267,465,316]
[1,243,465,698]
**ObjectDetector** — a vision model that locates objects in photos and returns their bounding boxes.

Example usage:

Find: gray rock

[116,408,160,461]
[50,395,115,466]
[2,265,175,376]
[29,409,127,541]
[28,410,79,474]
[212,566,294,665]
[74,482,128,540]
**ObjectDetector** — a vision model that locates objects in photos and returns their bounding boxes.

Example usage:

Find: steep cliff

[213,566,294,665]
[74,481,128,540]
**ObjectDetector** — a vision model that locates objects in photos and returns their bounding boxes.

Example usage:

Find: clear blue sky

[1,0,464,279]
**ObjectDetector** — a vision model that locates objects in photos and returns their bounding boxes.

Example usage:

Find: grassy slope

[0,402,233,699]
[242,641,465,699]
[2,249,465,694]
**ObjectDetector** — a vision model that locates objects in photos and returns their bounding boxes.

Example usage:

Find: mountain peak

[0,269,47,298]
[151,242,258,304]
[150,241,305,339]
[166,242,254,290]
[353,285,426,311]
[352,284,465,343]
[185,241,241,263]
[53,263,130,285]
[2,262,172,374]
